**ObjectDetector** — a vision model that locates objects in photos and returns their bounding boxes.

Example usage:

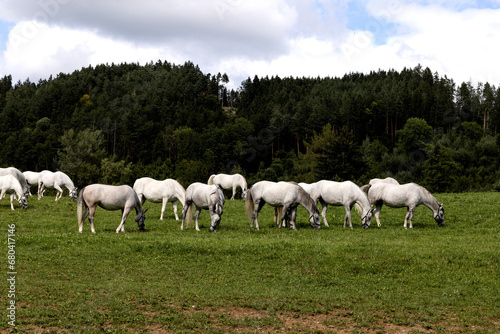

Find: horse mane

[215,185,225,206]
[296,184,316,211]
[360,184,371,195]
[415,183,440,209]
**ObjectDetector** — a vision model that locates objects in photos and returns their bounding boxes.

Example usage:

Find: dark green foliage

[422,144,459,192]
[0,63,499,191]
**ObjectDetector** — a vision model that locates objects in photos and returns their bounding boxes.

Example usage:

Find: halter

[361,208,374,221]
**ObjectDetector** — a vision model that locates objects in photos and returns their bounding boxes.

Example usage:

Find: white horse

[77,184,147,233]
[0,167,30,197]
[38,171,77,201]
[0,175,28,210]
[361,177,399,194]
[370,177,399,185]
[23,171,42,196]
[181,183,225,232]
[133,177,186,220]
[305,180,374,229]
[208,173,247,200]
[365,182,444,229]
[245,181,320,230]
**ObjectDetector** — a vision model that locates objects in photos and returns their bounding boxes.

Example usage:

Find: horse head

[135,208,147,231]
[309,209,321,230]
[209,203,223,232]
[70,187,78,201]
[434,203,444,226]
[18,196,28,210]
[362,208,374,229]
[241,190,248,200]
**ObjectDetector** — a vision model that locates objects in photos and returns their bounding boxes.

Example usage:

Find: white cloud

[0,1,499,89]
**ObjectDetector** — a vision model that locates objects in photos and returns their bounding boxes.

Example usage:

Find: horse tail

[245,190,254,219]
[207,174,215,185]
[185,203,194,227]
[77,187,86,232]
[354,203,362,215]
[275,207,283,224]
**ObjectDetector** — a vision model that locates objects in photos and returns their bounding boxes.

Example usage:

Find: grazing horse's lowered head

[135,208,148,231]
[434,203,445,226]
[309,208,321,230]
[209,186,225,232]
[69,187,78,202]
[361,208,374,229]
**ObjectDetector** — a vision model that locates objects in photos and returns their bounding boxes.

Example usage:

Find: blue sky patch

[345,1,401,45]
[0,20,15,52]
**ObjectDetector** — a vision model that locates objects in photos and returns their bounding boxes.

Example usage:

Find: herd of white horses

[0,167,445,233]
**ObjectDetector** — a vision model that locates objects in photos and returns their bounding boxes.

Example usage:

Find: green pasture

[1,191,499,333]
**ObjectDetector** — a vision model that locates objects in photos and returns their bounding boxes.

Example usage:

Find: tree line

[0,61,499,192]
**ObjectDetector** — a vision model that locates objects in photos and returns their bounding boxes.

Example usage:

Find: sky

[0,0,499,90]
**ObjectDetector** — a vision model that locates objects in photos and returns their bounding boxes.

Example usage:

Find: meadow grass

[1,191,499,333]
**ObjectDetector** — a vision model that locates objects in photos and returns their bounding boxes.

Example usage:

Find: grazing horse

[181,183,225,232]
[77,184,147,233]
[365,182,444,229]
[245,181,320,230]
[133,177,186,220]
[305,181,374,229]
[0,167,30,197]
[208,173,247,200]
[23,171,42,196]
[0,175,28,210]
[38,171,77,201]
[370,177,399,185]
[361,177,399,194]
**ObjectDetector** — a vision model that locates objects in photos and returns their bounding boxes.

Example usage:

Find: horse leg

[231,186,236,200]
[320,200,329,227]
[409,208,415,229]
[288,207,297,230]
[116,208,129,233]
[194,207,201,231]
[79,206,90,233]
[404,207,415,229]
[160,198,167,220]
[54,184,64,201]
[172,200,179,220]
[280,205,290,229]
[88,206,97,234]
[10,194,15,210]
[373,203,383,227]
[38,183,45,200]
[343,205,353,229]
[180,201,191,230]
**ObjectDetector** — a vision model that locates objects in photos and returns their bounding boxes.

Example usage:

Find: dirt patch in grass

[142,305,445,333]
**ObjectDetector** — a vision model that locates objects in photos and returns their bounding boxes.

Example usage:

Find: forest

[1,61,499,193]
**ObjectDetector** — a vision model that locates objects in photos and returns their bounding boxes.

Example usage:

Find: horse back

[84,184,138,210]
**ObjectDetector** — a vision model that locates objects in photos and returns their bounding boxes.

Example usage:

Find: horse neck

[297,189,316,215]
[354,190,371,214]
[240,178,247,191]
[65,179,75,190]
[60,174,74,189]
[420,187,439,213]
[134,198,143,214]
[13,180,24,198]
[176,183,186,203]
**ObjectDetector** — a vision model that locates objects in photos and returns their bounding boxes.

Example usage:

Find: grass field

[1,191,499,333]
